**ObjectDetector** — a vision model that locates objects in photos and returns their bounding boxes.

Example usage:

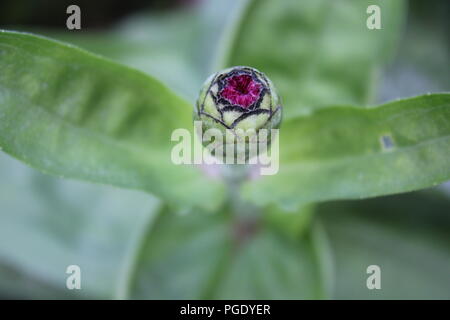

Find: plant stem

[222,164,259,218]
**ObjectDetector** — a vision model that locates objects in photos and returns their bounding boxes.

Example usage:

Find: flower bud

[194,66,282,163]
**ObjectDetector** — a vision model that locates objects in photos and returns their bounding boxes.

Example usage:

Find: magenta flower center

[220,74,262,108]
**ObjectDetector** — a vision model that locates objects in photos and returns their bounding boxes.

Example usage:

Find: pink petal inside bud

[220,74,262,108]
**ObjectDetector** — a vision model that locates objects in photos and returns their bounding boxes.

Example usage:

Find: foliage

[0,0,449,299]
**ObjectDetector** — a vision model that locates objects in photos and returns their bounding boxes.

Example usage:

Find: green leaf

[0,262,77,299]
[37,11,205,102]
[319,190,450,299]
[22,0,243,102]
[0,152,160,299]
[218,0,406,118]
[0,157,330,300]
[263,204,314,240]
[243,93,450,208]
[124,207,231,299]
[124,208,329,299]
[378,0,450,101]
[211,223,329,299]
[0,30,225,210]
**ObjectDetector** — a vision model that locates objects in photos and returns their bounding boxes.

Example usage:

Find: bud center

[220,74,262,108]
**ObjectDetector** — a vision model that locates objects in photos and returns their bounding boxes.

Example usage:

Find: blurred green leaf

[0,31,225,210]
[0,152,160,299]
[0,262,77,299]
[125,207,231,299]
[211,225,328,299]
[23,0,243,102]
[219,0,405,118]
[319,190,450,299]
[124,208,329,299]
[244,93,450,208]
[263,204,314,241]
[40,11,205,102]
[377,0,450,102]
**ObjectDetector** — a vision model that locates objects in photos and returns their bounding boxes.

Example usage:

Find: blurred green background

[0,0,449,299]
